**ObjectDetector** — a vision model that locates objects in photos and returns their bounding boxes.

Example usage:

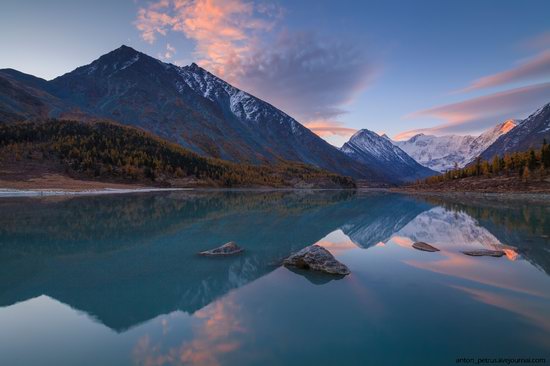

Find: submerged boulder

[199,241,243,256]
[412,242,440,252]
[462,249,505,257]
[283,245,350,275]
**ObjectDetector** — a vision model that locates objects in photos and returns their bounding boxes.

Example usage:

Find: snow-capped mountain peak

[393,120,517,172]
[340,128,436,182]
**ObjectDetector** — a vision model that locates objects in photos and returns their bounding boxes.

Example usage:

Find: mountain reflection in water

[0,191,549,366]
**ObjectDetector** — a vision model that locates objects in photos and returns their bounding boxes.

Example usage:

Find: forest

[421,140,550,185]
[0,119,356,188]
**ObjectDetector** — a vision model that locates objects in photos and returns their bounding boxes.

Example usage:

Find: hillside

[480,102,550,160]
[0,120,356,189]
[0,45,385,182]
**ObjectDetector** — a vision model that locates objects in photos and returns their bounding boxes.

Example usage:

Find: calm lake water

[0,191,549,366]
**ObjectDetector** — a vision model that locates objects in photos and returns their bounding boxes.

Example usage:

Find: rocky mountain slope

[0,45,385,181]
[394,120,517,172]
[479,102,550,160]
[341,129,436,182]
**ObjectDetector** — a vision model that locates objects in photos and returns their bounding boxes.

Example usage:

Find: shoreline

[2,185,550,199]
[0,186,359,198]
[387,188,550,202]
[0,187,190,198]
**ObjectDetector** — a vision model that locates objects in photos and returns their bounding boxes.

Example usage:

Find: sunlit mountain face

[1,191,549,366]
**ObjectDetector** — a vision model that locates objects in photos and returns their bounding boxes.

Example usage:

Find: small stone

[462,249,505,257]
[199,241,243,256]
[412,242,440,252]
[283,245,350,275]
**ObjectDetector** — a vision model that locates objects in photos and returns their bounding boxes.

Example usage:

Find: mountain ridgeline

[0,45,390,183]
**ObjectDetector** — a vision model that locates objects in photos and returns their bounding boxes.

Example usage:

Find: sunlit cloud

[134,0,375,124]
[394,82,550,140]
[459,50,550,93]
[304,119,357,138]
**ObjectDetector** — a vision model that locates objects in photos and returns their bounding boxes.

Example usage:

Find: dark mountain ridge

[479,102,550,160]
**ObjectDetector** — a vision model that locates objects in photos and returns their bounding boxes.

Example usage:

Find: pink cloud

[394,82,550,140]
[304,120,357,138]
[134,0,375,124]
[459,50,550,93]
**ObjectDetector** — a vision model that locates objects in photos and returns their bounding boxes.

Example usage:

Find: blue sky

[1,0,549,145]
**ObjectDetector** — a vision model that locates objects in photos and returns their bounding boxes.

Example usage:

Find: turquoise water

[0,191,549,366]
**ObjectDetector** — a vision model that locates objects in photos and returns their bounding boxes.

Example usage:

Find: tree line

[421,140,550,184]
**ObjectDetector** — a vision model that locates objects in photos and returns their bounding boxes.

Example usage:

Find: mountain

[340,129,436,182]
[394,120,517,172]
[479,102,550,160]
[0,45,385,181]
[0,69,71,122]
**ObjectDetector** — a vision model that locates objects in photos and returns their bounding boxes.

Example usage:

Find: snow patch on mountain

[175,63,302,135]
[120,54,139,71]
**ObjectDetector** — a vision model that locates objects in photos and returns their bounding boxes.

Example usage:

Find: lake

[0,191,549,366]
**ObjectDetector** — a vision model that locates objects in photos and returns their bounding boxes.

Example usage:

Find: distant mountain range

[0,45,549,185]
[340,129,436,181]
[393,120,518,172]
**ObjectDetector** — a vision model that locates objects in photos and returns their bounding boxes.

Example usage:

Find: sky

[1,0,549,146]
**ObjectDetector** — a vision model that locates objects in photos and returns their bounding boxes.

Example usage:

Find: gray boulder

[463,249,505,257]
[412,242,440,252]
[283,245,350,275]
[199,241,243,256]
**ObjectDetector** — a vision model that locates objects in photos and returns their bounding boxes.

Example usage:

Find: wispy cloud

[304,119,357,138]
[394,82,550,140]
[232,31,376,122]
[459,50,550,93]
[158,43,176,60]
[134,0,375,125]
[165,43,176,59]
[522,31,550,50]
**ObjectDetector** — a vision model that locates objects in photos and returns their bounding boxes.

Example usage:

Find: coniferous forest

[0,120,356,188]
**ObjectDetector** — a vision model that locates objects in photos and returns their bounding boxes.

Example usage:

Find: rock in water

[462,249,505,257]
[412,242,440,252]
[199,242,243,256]
[283,245,350,275]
